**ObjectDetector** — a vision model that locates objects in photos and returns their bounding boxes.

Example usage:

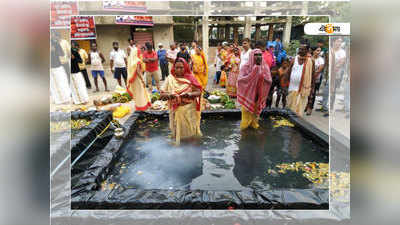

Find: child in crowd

[266,66,279,108]
[276,59,290,108]
[219,65,228,88]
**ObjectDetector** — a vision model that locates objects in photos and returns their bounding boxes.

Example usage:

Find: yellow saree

[240,106,260,130]
[161,75,202,145]
[126,46,152,111]
[192,53,208,89]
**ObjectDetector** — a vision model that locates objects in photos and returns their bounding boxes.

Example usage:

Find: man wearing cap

[157,43,168,81]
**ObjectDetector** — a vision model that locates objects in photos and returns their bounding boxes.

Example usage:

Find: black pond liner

[71,108,329,210]
[70,111,116,196]
[70,110,113,162]
[50,111,113,172]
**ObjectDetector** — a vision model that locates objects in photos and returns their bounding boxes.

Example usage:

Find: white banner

[304,23,350,35]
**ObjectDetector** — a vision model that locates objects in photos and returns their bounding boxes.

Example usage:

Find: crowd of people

[51,30,342,144]
[212,37,331,118]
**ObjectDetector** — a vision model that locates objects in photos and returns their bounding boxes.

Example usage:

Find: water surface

[107,116,328,191]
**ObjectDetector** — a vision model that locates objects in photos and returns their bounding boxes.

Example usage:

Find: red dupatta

[168,58,203,111]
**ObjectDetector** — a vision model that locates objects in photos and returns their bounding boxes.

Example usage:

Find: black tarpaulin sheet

[51,109,349,224]
[70,110,113,160]
[72,188,328,210]
[70,109,330,210]
[69,111,115,196]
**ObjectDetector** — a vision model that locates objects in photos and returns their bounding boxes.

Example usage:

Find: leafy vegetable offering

[151,92,160,103]
[112,93,131,103]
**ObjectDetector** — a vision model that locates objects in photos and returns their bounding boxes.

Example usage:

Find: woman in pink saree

[237,49,272,130]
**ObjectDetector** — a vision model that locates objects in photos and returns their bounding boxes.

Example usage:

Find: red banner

[50,1,79,29]
[70,16,97,40]
[115,16,153,26]
[103,1,147,13]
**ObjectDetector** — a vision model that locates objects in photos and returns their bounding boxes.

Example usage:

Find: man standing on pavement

[286,47,314,117]
[87,42,109,92]
[157,43,169,81]
[316,39,330,117]
[110,41,128,87]
[166,43,179,63]
[190,41,197,56]
[142,42,161,91]
[214,42,223,84]
[166,43,179,80]
[177,43,191,64]
[75,42,92,89]
[240,38,251,70]
[50,30,71,104]
[71,42,89,105]
[57,32,71,76]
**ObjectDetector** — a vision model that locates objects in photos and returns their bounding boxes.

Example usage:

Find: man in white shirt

[110,41,128,87]
[240,38,251,69]
[332,38,347,114]
[190,41,197,56]
[214,43,223,84]
[166,43,179,71]
[334,40,346,89]
[323,37,347,116]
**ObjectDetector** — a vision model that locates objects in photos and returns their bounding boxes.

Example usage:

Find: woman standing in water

[237,49,272,130]
[160,58,203,145]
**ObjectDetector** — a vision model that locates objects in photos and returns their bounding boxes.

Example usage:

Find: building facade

[74,16,174,57]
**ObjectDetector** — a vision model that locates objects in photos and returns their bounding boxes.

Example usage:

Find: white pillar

[282,16,292,47]
[301,1,309,15]
[203,0,210,59]
[194,21,198,41]
[202,16,209,57]
[244,16,251,39]
[255,24,261,41]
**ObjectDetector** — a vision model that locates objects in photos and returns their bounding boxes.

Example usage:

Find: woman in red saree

[237,49,272,130]
[160,58,203,145]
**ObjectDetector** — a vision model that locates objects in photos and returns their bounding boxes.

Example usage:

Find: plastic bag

[114,85,127,95]
[113,105,131,118]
